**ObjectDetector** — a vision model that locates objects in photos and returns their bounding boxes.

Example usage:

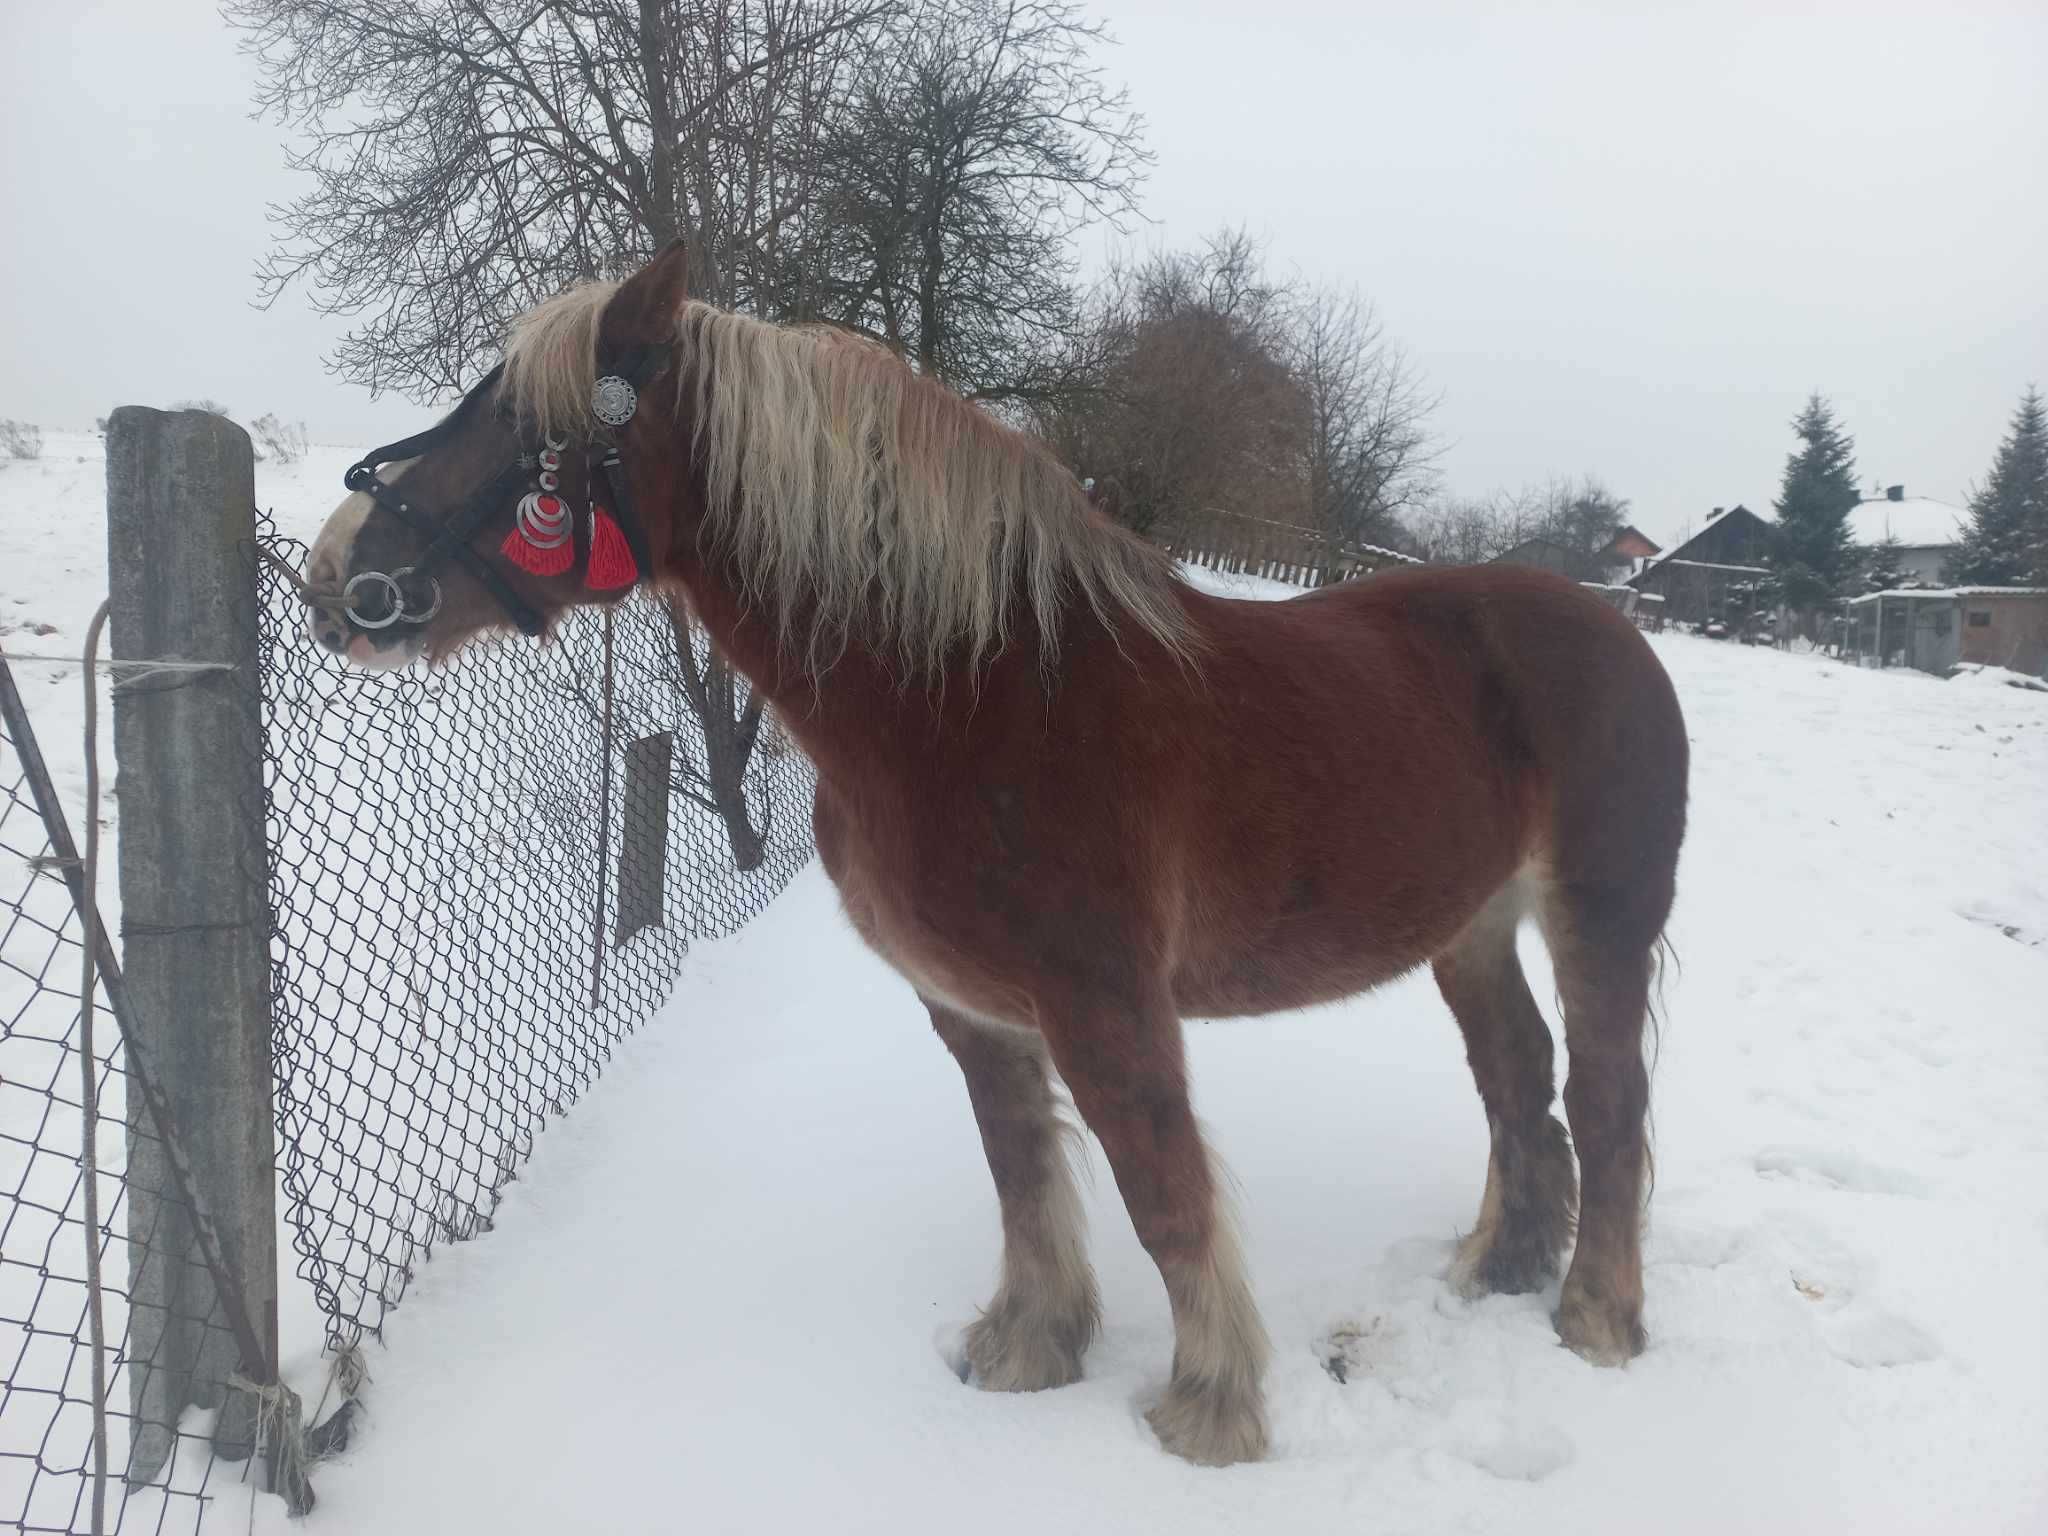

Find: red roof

[1600,525,1661,559]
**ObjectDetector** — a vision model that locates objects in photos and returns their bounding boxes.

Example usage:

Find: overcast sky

[4,0,2043,544]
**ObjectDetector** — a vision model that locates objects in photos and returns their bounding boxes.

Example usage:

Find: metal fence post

[104,406,278,1474]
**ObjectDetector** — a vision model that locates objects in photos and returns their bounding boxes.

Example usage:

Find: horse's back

[1161,565,1687,1011]
[1328,567,1690,942]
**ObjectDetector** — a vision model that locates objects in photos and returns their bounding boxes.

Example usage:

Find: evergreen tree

[1769,392,1860,618]
[1862,534,1908,592]
[1947,386,2048,587]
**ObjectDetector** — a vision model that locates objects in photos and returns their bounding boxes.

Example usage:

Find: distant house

[1491,537,1599,581]
[1627,505,1773,626]
[1596,525,1661,583]
[1848,485,1965,586]
[1843,586,2048,676]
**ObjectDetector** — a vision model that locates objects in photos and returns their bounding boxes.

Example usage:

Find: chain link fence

[254,528,816,1355]
[1,657,248,1536]
[2,505,815,1531]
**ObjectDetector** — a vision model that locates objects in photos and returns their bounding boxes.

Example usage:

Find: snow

[1178,564,1315,602]
[1348,541,1424,566]
[1852,587,2048,602]
[1848,496,1966,550]
[5,429,2047,1532]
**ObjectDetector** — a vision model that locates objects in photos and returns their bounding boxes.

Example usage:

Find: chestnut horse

[307,245,1687,1466]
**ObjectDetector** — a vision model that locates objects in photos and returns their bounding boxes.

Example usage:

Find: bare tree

[1035,231,1304,535]
[1537,475,1631,556]
[660,600,773,869]
[1287,284,1438,546]
[1409,494,1511,565]
[0,420,44,461]
[230,0,892,396]
[1037,231,1436,544]
[1407,476,1631,569]
[807,0,1149,406]
[251,413,311,465]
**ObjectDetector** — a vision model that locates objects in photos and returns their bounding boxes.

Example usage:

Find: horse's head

[306,245,694,667]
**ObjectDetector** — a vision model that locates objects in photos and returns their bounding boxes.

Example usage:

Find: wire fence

[2,512,816,1532]
[0,656,248,1536]
[253,526,816,1355]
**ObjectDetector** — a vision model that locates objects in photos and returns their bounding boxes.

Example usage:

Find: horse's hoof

[1554,1294,1646,1367]
[1448,1226,1563,1300]
[1146,1377,1269,1466]
[960,1307,1089,1393]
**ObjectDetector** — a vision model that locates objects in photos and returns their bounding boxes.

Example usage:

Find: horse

[306,243,1688,1466]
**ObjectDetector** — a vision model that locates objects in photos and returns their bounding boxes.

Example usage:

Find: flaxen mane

[503,284,1192,676]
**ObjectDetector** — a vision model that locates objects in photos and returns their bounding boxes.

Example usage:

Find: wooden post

[104,406,278,1475]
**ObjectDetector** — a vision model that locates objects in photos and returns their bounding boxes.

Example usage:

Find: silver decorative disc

[592,375,639,427]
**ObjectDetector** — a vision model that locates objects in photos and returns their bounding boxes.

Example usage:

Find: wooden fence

[1160,507,1420,588]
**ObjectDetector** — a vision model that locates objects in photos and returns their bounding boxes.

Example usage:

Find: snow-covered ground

[3,430,2046,1532]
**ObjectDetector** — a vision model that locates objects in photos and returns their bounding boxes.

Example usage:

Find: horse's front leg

[1041,990,1271,1466]
[928,1001,1101,1391]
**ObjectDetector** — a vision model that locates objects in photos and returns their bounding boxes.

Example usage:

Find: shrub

[251,412,310,466]
[0,420,43,460]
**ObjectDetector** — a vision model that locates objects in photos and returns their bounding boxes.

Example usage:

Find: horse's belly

[1167,856,1505,1020]
[1171,932,1415,1018]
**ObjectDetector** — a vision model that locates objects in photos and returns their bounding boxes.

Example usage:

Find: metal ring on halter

[344,570,404,630]
[391,567,444,623]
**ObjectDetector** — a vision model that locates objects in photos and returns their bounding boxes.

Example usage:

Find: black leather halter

[339,345,667,637]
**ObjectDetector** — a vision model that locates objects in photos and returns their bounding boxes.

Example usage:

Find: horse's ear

[604,240,692,343]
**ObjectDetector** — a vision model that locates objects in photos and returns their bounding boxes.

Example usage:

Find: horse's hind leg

[1433,876,1577,1298]
[1040,993,1270,1466]
[1541,891,1656,1365]
[928,1002,1100,1391]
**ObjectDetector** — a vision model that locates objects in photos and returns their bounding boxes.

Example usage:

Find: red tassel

[501,495,574,577]
[586,504,638,591]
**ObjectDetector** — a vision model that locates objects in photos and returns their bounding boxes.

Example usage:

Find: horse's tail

[1641,929,1680,1207]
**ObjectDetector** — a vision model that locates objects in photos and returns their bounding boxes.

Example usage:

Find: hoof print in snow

[1318,1317,1382,1384]
[1753,1145,1928,1198]
[1455,1422,1575,1483]
[1825,1312,1940,1370]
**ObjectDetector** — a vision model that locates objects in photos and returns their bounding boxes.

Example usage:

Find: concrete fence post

[104,407,278,1476]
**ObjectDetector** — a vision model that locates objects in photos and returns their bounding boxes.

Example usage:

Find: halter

[340,344,667,637]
